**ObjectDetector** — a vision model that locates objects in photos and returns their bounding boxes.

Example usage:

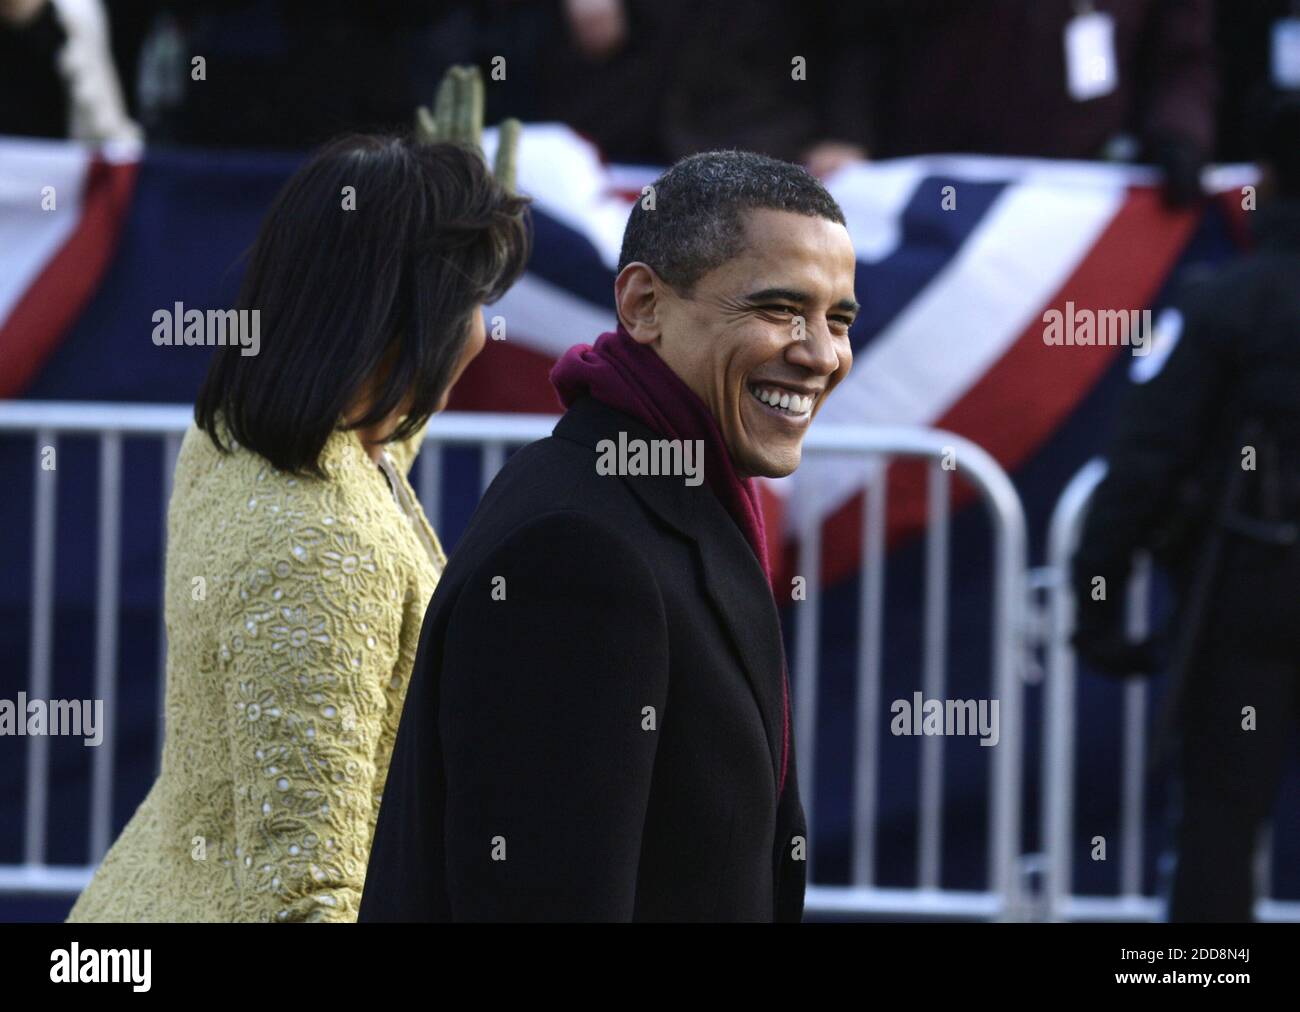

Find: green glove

[415,64,521,193]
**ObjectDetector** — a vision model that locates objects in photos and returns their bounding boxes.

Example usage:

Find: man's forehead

[740,205,841,240]
[712,209,855,287]
[736,208,851,260]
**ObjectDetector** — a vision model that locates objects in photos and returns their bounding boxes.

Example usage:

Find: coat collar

[554,396,787,793]
[211,410,379,483]
[212,413,447,572]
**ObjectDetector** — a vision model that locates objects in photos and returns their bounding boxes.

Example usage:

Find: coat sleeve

[382,415,429,477]
[219,520,403,922]
[439,510,670,920]
[1073,283,1239,588]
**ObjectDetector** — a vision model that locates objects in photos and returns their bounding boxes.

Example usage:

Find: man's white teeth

[749,385,813,415]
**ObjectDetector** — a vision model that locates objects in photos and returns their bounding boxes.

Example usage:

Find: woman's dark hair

[196,133,531,476]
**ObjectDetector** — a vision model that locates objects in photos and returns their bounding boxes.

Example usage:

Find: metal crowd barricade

[1039,457,1300,922]
[0,400,558,898]
[0,401,1029,921]
[792,426,1028,920]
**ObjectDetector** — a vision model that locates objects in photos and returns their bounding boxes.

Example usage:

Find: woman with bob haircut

[67,106,530,921]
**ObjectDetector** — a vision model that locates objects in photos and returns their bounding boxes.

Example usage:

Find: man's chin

[734,447,802,480]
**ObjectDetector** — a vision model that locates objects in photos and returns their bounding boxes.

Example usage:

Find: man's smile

[746,381,820,424]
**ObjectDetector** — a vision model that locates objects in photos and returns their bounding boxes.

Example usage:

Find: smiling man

[359,150,857,922]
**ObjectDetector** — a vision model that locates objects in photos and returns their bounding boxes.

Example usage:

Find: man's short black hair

[616,150,846,296]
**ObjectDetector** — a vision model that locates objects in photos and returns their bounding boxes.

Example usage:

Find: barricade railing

[0,401,1029,921]
[1037,457,1300,922]
[790,426,1027,920]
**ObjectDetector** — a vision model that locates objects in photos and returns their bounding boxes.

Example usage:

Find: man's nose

[788,321,843,375]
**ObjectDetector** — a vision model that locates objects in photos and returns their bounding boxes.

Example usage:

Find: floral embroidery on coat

[66,418,443,923]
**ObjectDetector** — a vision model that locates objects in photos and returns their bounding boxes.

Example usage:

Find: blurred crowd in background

[1,0,1298,193]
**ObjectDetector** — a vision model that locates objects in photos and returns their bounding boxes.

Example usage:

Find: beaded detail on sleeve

[66,420,442,922]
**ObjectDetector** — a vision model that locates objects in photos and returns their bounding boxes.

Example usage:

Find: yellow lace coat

[67,418,444,922]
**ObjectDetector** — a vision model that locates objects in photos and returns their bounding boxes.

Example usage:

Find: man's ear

[614,263,663,345]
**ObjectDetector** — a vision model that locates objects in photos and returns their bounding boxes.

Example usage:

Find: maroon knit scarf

[550,322,791,800]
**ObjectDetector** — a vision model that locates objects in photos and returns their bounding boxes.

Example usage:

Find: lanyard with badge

[1274,2,1300,90]
[1064,0,1118,102]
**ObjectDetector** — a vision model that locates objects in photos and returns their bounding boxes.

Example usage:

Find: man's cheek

[829,359,852,396]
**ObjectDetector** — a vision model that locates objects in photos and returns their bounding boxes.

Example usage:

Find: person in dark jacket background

[802,0,1215,204]
[1072,97,1300,922]
[359,149,858,921]
[533,0,814,164]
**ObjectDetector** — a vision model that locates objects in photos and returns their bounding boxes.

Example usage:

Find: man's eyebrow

[743,288,860,315]
[743,287,810,304]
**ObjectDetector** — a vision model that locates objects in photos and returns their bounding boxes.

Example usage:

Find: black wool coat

[358,395,807,921]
